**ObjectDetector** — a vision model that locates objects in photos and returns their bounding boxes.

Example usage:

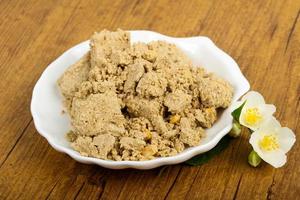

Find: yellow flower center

[244,107,262,125]
[259,134,280,151]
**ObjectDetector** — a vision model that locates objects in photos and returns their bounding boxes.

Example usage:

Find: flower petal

[260,104,276,123]
[241,91,265,107]
[249,130,263,152]
[259,117,281,132]
[277,127,296,153]
[258,150,287,168]
[264,104,276,115]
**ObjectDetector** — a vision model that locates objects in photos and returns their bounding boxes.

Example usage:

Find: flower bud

[248,150,262,167]
[228,120,242,138]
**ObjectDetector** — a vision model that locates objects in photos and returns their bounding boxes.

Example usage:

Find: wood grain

[0,0,299,199]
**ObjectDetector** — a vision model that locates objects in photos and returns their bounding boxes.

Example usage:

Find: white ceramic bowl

[31,30,250,169]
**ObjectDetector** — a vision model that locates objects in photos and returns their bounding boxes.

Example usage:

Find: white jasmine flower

[249,117,296,168]
[238,91,276,131]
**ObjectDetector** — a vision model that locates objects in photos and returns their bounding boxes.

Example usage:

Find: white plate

[31,30,250,169]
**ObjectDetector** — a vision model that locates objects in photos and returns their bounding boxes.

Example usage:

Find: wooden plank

[0,0,61,166]
[0,124,78,199]
[233,1,300,199]
[0,0,299,199]
[266,7,300,199]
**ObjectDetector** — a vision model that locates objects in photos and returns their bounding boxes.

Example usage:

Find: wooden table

[0,0,299,199]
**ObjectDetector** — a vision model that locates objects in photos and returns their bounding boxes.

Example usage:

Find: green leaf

[185,135,232,166]
[231,101,246,122]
